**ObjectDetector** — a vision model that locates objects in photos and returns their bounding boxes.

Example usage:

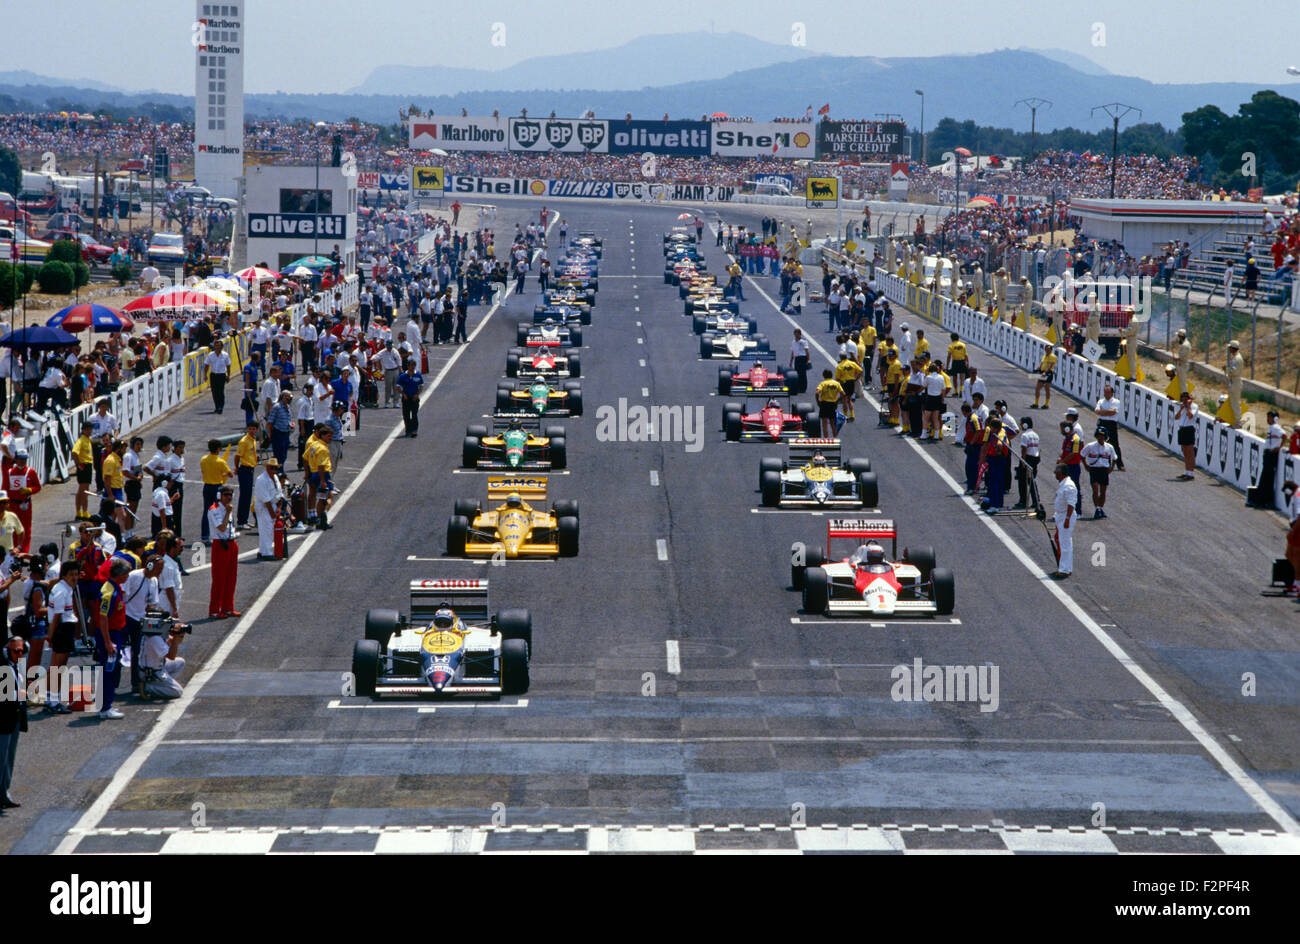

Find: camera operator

[122,553,163,695]
[139,613,190,699]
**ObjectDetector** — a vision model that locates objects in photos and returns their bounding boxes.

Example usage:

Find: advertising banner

[248,212,348,240]
[443,176,549,196]
[379,171,410,191]
[411,166,445,191]
[508,117,609,153]
[548,180,612,198]
[806,176,838,208]
[408,116,509,152]
[817,120,908,160]
[607,120,711,156]
[711,121,816,158]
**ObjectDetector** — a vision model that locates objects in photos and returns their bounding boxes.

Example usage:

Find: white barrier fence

[880,272,1294,510]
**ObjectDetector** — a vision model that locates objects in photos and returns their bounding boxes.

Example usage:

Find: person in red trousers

[207,486,241,619]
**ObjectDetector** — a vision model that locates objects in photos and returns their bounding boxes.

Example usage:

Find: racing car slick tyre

[549,437,567,469]
[718,369,733,396]
[848,457,872,476]
[725,411,742,442]
[754,334,769,351]
[545,425,566,440]
[932,568,955,615]
[761,471,782,507]
[791,544,824,590]
[501,638,530,696]
[364,608,399,647]
[700,334,714,359]
[516,324,529,346]
[352,640,380,697]
[557,516,580,557]
[794,401,814,417]
[904,545,936,581]
[726,301,739,313]
[759,456,783,488]
[566,390,583,416]
[506,354,520,377]
[497,608,533,650]
[567,353,581,378]
[694,315,708,335]
[496,389,514,412]
[570,327,583,347]
[446,516,470,557]
[581,307,592,325]
[467,425,489,438]
[802,413,819,438]
[858,471,879,509]
[462,436,480,468]
[553,499,579,520]
[454,498,480,519]
[723,402,742,426]
[584,292,596,306]
[747,318,759,335]
[802,567,830,617]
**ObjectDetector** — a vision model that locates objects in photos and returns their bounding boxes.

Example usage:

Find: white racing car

[351,579,530,698]
[759,439,878,508]
[790,519,955,617]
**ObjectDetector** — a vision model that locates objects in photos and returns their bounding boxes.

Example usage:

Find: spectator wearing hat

[4,451,40,553]
[1248,411,1285,507]
[1243,257,1260,302]
[1081,427,1118,518]
[1222,340,1244,427]
[253,458,284,560]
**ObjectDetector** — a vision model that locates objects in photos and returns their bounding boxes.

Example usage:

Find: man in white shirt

[204,339,232,415]
[122,554,162,692]
[826,285,841,333]
[898,322,915,367]
[405,316,422,352]
[1081,427,1118,519]
[43,561,81,714]
[150,474,175,536]
[377,340,402,407]
[788,330,811,395]
[1013,416,1041,509]
[261,365,283,418]
[297,318,319,373]
[1051,463,1077,578]
[253,458,284,560]
[1094,384,1123,470]
[1249,409,1285,508]
[158,534,184,618]
[961,368,986,409]
[311,371,335,427]
[1174,391,1198,479]
[167,441,187,540]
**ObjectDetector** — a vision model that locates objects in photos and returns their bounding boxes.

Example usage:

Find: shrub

[48,238,82,265]
[37,260,75,294]
[72,261,90,288]
[110,261,133,286]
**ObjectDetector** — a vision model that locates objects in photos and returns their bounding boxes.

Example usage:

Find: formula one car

[554,270,598,293]
[352,579,530,697]
[695,311,758,336]
[688,296,741,317]
[790,518,955,616]
[533,302,591,326]
[723,394,817,442]
[496,378,583,417]
[679,273,718,299]
[570,234,602,256]
[506,344,580,378]
[518,319,582,348]
[717,351,788,395]
[663,227,696,248]
[665,259,707,285]
[701,330,770,359]
[544,287,596,309]
[446,476,579,559]
[463,417,567,470]
[759,439,878,508]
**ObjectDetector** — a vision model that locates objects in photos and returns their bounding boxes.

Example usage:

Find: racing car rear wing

[827,518,897,555]
[789,438,841,463]
[491,415,541,431]
[410,578,490,622]
[486,475,548,502]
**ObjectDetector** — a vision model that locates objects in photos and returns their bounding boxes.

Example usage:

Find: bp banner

[508,117,609,153]
[817,120,908,160]
[711,121,816,159]
[408,115,509,151]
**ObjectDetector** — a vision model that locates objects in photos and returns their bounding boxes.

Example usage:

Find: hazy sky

[6,0,1300,93]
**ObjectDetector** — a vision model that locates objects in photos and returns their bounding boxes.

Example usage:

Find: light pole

[1090,103,1141,199]
[914,90,925,166]
[1015,97,1052,161]
[312,120,327,261]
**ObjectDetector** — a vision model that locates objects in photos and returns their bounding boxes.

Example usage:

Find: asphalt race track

[29,198,1300,855]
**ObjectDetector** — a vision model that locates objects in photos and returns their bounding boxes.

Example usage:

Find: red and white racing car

[723,395,817,442]
[790,518,955,617]
[718,353,789,395]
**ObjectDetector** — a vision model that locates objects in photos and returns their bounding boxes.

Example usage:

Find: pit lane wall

[878,272,1294,511]
[27,275,358,486]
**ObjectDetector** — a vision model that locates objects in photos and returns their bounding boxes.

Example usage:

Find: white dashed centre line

[650,470,660,486]
[642,387,650,397]
[656,539,669,561]
[666,640,682,675]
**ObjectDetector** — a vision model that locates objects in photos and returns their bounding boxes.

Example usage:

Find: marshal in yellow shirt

[200,451,232,486]
[236,432,258,469]
[1038,351,1058,373]
[947,340,967,363]
[72,433,93,467]
[885,360,904,386]
[815,378,845,404]
[101,452,125,490]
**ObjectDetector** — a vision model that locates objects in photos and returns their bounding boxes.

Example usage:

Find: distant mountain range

[2,43,1297,132]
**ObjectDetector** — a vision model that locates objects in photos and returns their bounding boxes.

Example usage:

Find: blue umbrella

[0,325,79,348]
[46,302,134,333]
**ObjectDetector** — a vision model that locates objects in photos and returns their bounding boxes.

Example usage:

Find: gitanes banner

[711,121,816,159]
[607,120,710,156]
[508,117,609,153]
[409,116,509,151]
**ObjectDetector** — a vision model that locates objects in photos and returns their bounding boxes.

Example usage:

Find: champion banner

[508,117,609,153]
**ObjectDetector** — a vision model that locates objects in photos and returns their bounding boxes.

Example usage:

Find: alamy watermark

[890,658,999,712]
[594,398,705,453]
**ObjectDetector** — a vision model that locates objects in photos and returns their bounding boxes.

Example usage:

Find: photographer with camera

[122,553,163,695]
[139,612,190,700]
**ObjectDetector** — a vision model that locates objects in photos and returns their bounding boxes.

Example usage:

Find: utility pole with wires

[1015,97,1052,161]
[1090,103,1142,199]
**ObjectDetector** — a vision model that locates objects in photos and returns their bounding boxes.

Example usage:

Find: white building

[193,1,245,199]
[244,164,357,275]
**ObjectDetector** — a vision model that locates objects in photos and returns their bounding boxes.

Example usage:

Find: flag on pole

[818,103,831,115]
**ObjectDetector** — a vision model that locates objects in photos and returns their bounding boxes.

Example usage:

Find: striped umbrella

[46,302,134,333]
[122,287,238,321]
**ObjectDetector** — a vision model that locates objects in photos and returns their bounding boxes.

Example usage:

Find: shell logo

[529,180,546,195]
[793,132,810,148]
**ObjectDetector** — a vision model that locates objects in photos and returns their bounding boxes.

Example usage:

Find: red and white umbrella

[233,265,280,282]
[123,287,237,321]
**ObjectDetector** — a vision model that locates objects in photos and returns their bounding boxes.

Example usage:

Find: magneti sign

[508,118,609,153]
[408,116,509,152]
[248,213,348,240]
[817,120,908,160]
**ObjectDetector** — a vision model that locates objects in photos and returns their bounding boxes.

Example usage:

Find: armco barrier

[881,271,1293,511]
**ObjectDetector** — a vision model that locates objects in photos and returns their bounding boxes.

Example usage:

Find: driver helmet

[752,359,765,369]
[767,397,782,410]
[544,318,557,327]
[504,492,524,508]
[811,452,828,467]
[864,543,886,565]
[507,418,523,431]
[432,606,457,629]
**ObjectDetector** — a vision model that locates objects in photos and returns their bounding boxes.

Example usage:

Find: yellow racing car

[446,476,579,559]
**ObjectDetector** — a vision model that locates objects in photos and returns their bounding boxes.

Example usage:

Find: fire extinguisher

[420,346,429,373]
[273,514,286,559]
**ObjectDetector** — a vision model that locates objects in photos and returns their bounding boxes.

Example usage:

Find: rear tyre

[848,458,871,476]
[693,315,707,334]
[557,516,579,557]
[567,390,583,416]
[549,437,567,470]
[516,324,529,346]
[858,471,879,508]
[724,411,742,441]
[569,327,583,347]
[553,499,579,520]
[567,353,581,378]
[803,413,819,438]
[496,608,532,651]
[352,640,380,697]
[802,567,830,616]
[501,638,530,695]
[461,436,480,469]
[505,354,519,377]
[754,334,769,351]
[718,369,733,396]
[466,424,489,438]
[747,318,759,334]
[496,389,513,412]
[364,608,399,647]
[446,515,469,556]
[904,545,936,581]
[580,307,592,325]
[760,470,782,507]
[932,568,955,615]
[759,457,783,489]
[700,334,713,359]
[545,425,566,440]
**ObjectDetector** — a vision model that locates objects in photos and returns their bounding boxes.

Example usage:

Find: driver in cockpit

[849,543,892,574]
[431,606,466,635]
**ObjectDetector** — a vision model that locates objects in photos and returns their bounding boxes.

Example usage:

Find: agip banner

[711,121,816,159]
